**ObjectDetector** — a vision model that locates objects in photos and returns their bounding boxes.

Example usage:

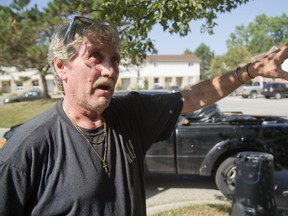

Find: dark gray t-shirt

[0,92,183,215]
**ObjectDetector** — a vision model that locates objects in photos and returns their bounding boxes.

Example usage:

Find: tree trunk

[40,71,51,99]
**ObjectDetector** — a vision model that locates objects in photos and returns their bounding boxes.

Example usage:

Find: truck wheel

[275,92,281,99]
[250,91,257,99]
[215,156,236,200]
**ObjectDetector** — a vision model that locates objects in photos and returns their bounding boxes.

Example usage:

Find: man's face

[64,36,120,113]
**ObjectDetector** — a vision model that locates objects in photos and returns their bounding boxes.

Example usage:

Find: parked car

[2,91,288,210]
[230,86,243,96]
[169,85,181,93]
[262,82,288,99]
[3,90,43,104]
[241,81,265,98]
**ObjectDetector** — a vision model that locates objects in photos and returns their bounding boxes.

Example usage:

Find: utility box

[231,152,277,216]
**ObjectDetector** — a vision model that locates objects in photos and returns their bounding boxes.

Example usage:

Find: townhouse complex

[1,46,287,98]
[0,54,201,96]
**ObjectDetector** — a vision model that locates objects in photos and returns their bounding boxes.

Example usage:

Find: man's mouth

[98,84,111,91]
[93,78,114,92]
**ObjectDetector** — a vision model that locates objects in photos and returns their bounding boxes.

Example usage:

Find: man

[0,16,287,215]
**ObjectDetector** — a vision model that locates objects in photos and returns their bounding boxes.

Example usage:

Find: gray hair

[47,20,120,94]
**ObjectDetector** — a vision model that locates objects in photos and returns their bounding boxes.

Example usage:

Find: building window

[16,81,23,91]
[154,77,161,88]
[153,62,159,67]
[122,78,131,90]
[165,77,172,88]
[2,81,11,93]
[188,77,195,86]
[32,80,39,89]
[176,77,183,87]
[188,62,194,67]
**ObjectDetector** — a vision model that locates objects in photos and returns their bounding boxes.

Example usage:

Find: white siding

[117,56,200,90]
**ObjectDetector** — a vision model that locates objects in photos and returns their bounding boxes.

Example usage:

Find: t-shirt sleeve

[146,93,183,139]
[0,161,28,215]
[0,117,52,215]
[111,92,183,152]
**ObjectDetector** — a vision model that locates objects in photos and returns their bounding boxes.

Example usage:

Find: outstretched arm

[180,44,288,114]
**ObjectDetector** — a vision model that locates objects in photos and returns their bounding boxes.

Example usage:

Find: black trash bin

[231,152,277,216]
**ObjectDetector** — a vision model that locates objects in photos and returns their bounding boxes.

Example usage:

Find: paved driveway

[145,174,228,215]
[217,96,288,117]
[0,128,8,140]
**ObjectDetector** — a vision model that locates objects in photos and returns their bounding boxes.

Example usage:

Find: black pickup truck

[144,102,288,200]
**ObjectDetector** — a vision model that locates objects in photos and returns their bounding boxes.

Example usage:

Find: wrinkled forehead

[84,23,120,48]
[81,36,121,58]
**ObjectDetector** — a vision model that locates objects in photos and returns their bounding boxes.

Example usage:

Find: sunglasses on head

[63,16,95,44]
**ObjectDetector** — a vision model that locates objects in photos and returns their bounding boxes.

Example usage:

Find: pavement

[145,174,229,215]
[0,128,8,140]
[146,188,230,216]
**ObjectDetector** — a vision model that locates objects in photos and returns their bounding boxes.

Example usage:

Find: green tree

[210,46,250,76]
[224,46,251,68]
[194,43,214,80]
[209,55,226,77]
[227,14,288,54]
[1,0,251,97]
[0,2,51,98]
[184,49,193,54]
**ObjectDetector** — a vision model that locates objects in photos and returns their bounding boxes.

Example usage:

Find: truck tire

[275,92,281,99]
[250,91,257,99]
[215,156,236,200]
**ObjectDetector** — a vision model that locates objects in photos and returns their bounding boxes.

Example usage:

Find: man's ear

[54,58,67,80]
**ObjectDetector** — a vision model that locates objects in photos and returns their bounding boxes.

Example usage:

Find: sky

[149,0,288,55]
[1,0,287,55]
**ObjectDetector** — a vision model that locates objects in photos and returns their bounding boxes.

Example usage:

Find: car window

[263,84,271,89]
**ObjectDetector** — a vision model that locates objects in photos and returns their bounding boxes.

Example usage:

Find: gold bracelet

[235,67,245,84]
[246,63,255,79]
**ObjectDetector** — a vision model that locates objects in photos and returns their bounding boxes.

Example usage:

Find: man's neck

[62,100,104,129]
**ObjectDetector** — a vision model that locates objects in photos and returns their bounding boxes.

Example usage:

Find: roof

[251,46,279,61]
[145,54,201,63]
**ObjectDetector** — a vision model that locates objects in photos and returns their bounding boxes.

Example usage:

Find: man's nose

[100,59,117,78]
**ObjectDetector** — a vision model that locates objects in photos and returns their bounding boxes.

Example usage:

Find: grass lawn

[0,99,60,128]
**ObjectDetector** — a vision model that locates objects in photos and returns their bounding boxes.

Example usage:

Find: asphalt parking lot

[145,174,228,215]
[217,95,288,117]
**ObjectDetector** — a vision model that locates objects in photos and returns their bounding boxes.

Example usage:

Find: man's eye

[91,52,102,61]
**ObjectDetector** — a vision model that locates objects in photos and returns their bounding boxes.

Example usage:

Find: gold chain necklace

[63,105,109,173]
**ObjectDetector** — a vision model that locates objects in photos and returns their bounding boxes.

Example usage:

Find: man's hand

[250,43,288,80]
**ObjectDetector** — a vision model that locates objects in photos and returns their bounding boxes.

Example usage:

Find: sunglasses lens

[77,17,94,24]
